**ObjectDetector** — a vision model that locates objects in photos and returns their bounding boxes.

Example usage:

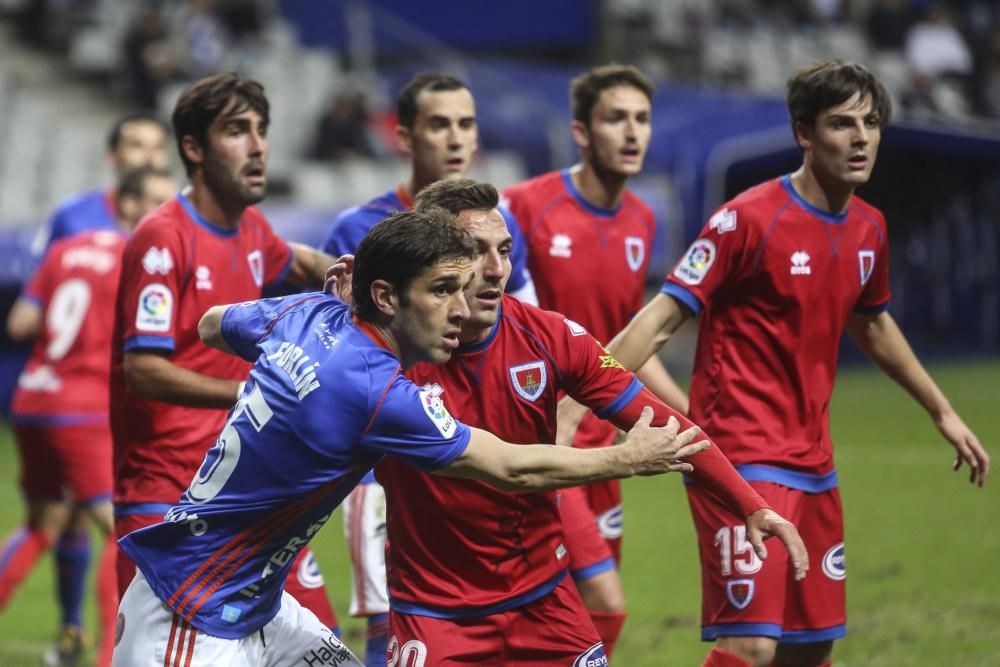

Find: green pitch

[0,360,997,666]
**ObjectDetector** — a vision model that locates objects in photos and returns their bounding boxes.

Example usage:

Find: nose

[452,291,470,321]
[852,122,869,146]
[482,250,504,280]
[248,128,266,156]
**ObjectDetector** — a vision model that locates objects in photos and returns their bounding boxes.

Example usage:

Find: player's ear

[570,120,590,153]
[396,124,413,157]
[370,279,399,317]
[793,120,813,152]
[181,135,204,170]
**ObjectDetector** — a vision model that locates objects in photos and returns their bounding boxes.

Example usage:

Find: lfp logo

[135,283,173,332]
[141,287,169,315]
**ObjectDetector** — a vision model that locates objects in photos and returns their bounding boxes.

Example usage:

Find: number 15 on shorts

[715,525,761,576]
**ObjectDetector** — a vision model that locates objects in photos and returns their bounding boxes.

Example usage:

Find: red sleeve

[500,184,532,238]
[554,315,766,517]
[119,219,185,352]
[663,204,756,315]
[22,244,59,306]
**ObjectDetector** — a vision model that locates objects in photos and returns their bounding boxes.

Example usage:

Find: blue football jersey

[41,189,117,251]
[321,187,531,294]
[117,292,470,638]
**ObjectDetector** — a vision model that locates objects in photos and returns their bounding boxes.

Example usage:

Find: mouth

[475,289,502,308]
[847,154,868,170]
[445,156,465,171]
[442,329,462,350]
[244,164,266,185]
[619,147,641,164]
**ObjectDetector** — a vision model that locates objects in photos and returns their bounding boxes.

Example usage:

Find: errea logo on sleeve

[141,247,173,275]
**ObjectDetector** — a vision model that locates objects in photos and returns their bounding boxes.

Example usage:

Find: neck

[570,161,627,210]
[185,179,245,230]
[789,164,854,214]
[371,320,408,367]
[405,169,436,203]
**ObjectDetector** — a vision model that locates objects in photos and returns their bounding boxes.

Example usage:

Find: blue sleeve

[220,293,325,361]
[500,205,529,293]
[46,207,70,246]
[361,369,471,472]
[321,207,377,257]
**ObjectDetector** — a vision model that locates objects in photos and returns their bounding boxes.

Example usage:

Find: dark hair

[413,178,499,215]
[352,207,477,321]
[107,112,167,152]
[116,165,172,202]
[570,64,654,124]
[397,72,468,129]
[172,72,269,175]
[786,60,892,138]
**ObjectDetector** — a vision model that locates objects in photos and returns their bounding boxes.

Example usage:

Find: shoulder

[241,205,273,228]
[502,297,578,344]
[848,194,887,229]
[621,189,655,219]
[504,171,561,201]
[711,179,790,236]
[51,189,103,217]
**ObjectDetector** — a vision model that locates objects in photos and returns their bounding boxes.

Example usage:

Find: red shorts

[687,481,846,643]
[559,486,617,581]
[113,511,337,628]
[388,576,604,665]
[14,423,112,503]
[570,416,623,564]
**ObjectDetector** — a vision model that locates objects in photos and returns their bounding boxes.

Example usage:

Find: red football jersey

[663,176,891,476]
[10,230,126,423]
[378,297,764,616]
[503,169,656,448]
[110,193,292,505]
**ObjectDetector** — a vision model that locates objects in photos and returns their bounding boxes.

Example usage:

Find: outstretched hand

[625,408,710,476]
[745,508,809,581]
[936,410,989,487]
[324,254,355,304]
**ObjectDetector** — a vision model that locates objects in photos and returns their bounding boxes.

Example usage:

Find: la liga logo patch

[674,239,716,285]
[135,283,172,332]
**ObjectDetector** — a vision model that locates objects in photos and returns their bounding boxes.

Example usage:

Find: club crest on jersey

[726,579,755,610]
[572,643,608,667]
[674,239,716,285]
[135,283,172,332]
[419,383,457,438]
[822,542,846,581]
[709,207,737,234]
[247,250,264,287]
[790,251,812,275]
[550,233,572,258]
[625,236,645,272]
[509,361,547,402]
[141,246,173,275]
[858,250,875,285]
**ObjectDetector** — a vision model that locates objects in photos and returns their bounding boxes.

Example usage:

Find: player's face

[576,85,651,178]
[200,102,269,206]
[457,208,511,339]
[394,258,473,366]
[400,88,478,184]
[797,92,882,189]
[111,121,169,174]
[120,174,177,228]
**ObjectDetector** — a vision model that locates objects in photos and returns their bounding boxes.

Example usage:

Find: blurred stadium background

[0,1,997,665]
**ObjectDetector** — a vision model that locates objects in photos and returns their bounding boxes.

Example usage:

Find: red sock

[95,535,118,667]
[704,646,754,667]
[0,526,52,609]
[589,611,626,658]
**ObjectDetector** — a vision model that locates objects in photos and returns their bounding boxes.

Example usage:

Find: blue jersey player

[111,208,708,666]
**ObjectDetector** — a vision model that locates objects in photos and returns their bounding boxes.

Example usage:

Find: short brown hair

[397,72,469,129]
[352,207,477,321]
[786,60,892,137]
[172,72,269,175]
[413,178,499,216]
[570,64,654,124]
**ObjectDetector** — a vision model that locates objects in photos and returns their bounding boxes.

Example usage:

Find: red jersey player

[109,73,339,632]
[326,178,807,664]
[503,64,687,650]
[582,61,990,667]
[2,166,175,667]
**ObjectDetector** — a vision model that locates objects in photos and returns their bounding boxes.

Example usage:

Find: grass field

[0,360,997,666]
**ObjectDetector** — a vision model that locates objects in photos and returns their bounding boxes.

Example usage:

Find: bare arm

[285,242,338,289]
[123,350,241,409]
[847,310,989,486]
[556,293,693,444]
[198,305,234,354]
[6,298,43,341]
[437,410,708,492]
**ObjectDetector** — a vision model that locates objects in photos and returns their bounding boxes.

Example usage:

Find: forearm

[6,298,42,341]
[849,313,952,419]
[607,293,688,372]
[286,242,337,289]
[124,351,241,409]
[636,354,689,414]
